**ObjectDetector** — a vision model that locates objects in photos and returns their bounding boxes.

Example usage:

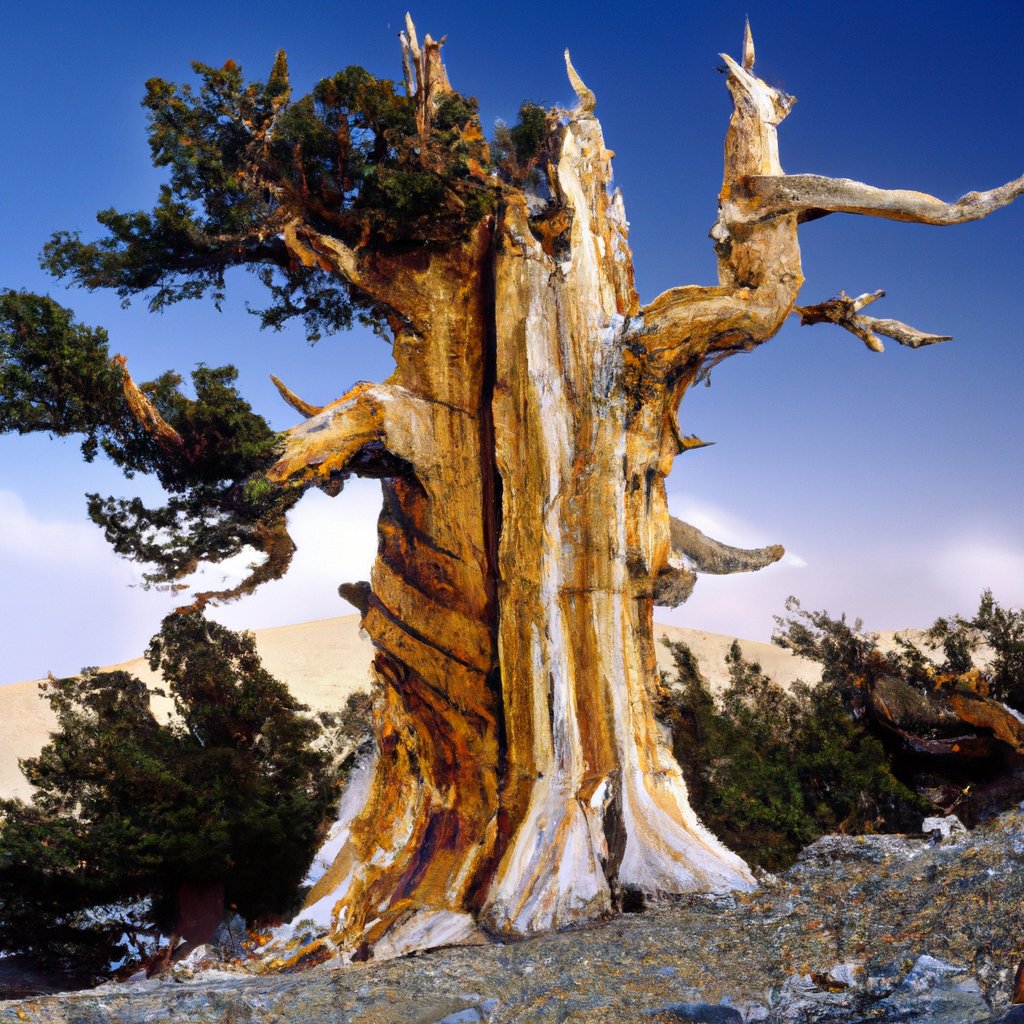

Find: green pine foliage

[493,102,553,185]
[83,362,298,590]
[658,637,925,872]
[0,614,361,973]
[41,53,497,342]
[5,52,568,595]
[0,290,124,461]
[0,291,298,594]
[926,589,1024,711]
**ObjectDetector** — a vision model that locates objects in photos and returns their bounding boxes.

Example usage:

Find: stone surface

[5,807,1022,1022]
[923,814,968,839]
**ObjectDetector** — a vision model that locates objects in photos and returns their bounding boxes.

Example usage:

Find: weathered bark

[244,23,1024,964]
[265,220,503,961]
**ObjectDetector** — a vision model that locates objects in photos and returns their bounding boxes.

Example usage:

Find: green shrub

[658,638,925,872]
[926,589,1024,711]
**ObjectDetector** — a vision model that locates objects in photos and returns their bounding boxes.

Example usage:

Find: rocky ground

[4,807,1024,1023]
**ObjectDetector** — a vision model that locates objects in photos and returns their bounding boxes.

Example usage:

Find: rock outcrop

[6,806,1023,1022]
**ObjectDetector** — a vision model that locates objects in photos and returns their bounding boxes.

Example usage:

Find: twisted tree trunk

[249,20,1023,964]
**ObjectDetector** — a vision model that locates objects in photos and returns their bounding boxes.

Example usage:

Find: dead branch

[269,375,325,418]
[740,172,1024,226]
[267,382,392,488]
[112,354,183,450]
[796,290,952,353]
[638,26,803,371]
[669,517,784,575]
[564,51,596,115]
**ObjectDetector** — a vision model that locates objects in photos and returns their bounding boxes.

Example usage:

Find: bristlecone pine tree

[14,18,1023,963]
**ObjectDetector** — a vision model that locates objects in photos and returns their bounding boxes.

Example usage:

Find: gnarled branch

[268,382,398,490]
[640,25,1023,378]
[638,27,803,372]
[655,516,784,608]
[670,517,784,575]
[281,219,362,285]
[739,172,1024,226]
[796,290,952,353]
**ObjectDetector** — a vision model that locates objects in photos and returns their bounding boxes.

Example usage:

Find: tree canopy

[40,53,500,341]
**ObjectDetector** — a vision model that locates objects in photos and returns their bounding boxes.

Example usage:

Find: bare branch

[267,382,389,489]
[654,516,783,608]
[404,12,421,70]
[281,219,361,283]
[669,517,784,575]
[796,291,952,353]
[112,354,183,450]
[399,29,416,98]
[641,30,1020,377]
[265,380,434,493]
[269,374,324,418]
[402,14,452,141]
[741,172,1024,225]
[638,35,803,372]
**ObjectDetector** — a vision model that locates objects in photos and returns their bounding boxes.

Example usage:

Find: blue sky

[2,1,1022,683]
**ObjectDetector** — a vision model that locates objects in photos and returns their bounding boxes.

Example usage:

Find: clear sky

[2,1,1022,684]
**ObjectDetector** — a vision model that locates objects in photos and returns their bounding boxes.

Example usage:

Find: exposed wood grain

[255,20,1023,964]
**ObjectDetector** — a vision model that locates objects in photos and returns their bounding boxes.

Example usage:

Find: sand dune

[0,615,821,802]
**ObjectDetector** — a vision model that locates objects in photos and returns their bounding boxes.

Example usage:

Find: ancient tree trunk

[253,21,1024,964]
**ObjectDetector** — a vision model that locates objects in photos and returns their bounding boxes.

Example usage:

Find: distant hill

[0,614,821,802]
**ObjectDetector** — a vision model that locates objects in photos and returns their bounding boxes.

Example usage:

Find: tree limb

[112,354,183,450]
[795,290,952,353]
[654,517,784,608]
[670,517,784,575]
[280,218,425,331]
[639,24,1022,377]
[740,173,1024,226]
[267,381,416,491]
[638,29,803,372]
[281,219,361,283]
